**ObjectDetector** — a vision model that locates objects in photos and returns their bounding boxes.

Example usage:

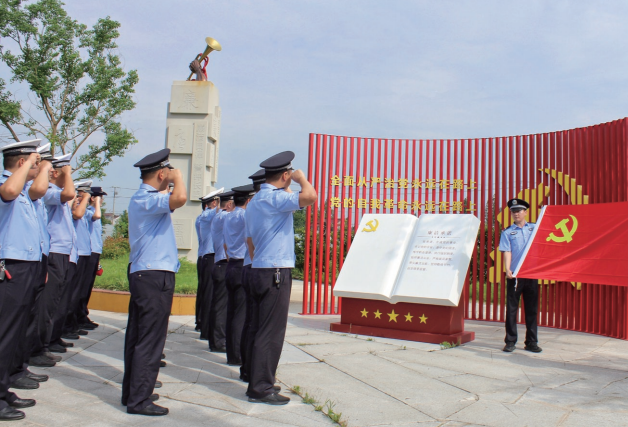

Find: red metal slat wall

[302,118,628,340]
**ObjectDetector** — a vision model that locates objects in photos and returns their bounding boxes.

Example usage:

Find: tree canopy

[0,0,138,179]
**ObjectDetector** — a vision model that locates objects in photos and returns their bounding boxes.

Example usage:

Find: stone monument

[165,38,222,261]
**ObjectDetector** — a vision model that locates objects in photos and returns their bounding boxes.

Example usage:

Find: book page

[391,214,481,306]
[333,214,417,302]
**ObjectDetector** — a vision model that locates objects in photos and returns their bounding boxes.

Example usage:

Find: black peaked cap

[507,198,530,210]
[219,190,235,201]
[260,151,295,172]
[91,187,108,196]
[133,148,174,171]
[232,184,256,196]
[248,168,266,183]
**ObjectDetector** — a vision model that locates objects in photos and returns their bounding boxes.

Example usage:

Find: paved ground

[13,283,628,426]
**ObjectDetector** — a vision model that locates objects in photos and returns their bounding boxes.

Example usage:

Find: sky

[3,0,628,212]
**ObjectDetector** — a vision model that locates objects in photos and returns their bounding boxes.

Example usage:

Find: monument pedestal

[330,297,474,344]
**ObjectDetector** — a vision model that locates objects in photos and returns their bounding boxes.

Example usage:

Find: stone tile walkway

[13,284,628,426]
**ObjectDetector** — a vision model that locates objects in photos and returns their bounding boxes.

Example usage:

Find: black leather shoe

[503,343,515,352]
[75,329,88,336]
[62,332,80,340]
[212,347,227,353]
[245,385,281,397]
[240,373,249,382]
[26,371,48,382]
[161,353,165,359]
[79,323,96,331]
[42,352,62,363]
[10,377,39,390]
[0,407,25,421]
[86,320,99,328]
[9,398,36,409]
[227,360,242,366]
[524,343,543,353]
[59,339,74,348]
[29,355,56,367]
[248,392,290,405]
[160,361,167,368]
[195,325,201,332]
[154,381,162,388]
[49,343,67,353]
[121,393,159,406]
[127,403,169,416]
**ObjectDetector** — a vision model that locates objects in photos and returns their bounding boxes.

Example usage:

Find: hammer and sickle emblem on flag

[362,218,379,233]
[546,215,578,243]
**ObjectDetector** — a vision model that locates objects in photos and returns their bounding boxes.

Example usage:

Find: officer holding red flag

[499,198,542,353]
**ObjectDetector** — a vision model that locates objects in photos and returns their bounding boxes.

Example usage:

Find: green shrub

[101,236,130,259]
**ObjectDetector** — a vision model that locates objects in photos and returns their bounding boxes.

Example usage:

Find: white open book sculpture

[333,213,480,307]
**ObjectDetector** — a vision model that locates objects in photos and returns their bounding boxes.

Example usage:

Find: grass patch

[439,339,461,350]
[290,384,348,426]
[94,254,198,294]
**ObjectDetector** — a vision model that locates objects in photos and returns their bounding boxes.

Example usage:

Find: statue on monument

[187,37,222,81]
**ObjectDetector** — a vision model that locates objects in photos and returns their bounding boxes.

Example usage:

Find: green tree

[113,209,128,238]
[0,0,139,179]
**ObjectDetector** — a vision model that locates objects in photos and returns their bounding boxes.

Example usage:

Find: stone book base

[330,297,475,344]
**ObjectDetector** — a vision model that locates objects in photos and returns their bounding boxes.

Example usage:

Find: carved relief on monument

[172,218,193,250]
[167,124,194,154]
[190,121,208,200]
[169,82,211,115]
[206,140,215,169]
[209,106,222,142]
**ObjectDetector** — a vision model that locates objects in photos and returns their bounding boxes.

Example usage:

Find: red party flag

[514,202,628,287]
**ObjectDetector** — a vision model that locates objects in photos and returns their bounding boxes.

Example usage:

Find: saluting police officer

[0,140,46,421]
[239,169,265,382]
[122,148,186,416]
[63,181,97,336]
[224,184,256,365]
[76,187,105,330]
[8,143,54,391]
[34,153,76,363]
[500,198,542,353]
[245,151,317,404]
[208,191,234,352]
[197,188,223,340]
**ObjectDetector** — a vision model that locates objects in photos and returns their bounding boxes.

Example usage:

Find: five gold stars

[356,309,427,324]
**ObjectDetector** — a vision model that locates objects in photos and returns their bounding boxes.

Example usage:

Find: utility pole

[112,187,120,223]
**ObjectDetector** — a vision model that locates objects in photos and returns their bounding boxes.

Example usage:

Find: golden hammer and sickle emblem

[546,215,578,243]
[362,218,379,233]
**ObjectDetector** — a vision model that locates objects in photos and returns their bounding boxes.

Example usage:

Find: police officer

[239,170,265,382]
[62,180,97,337]
[195,198,206,332]
[0,139,45,421]
[8,143,55,391]
[197,188,223,340]
[224,184,255,365]
[122,148,186,416]
[208,191,234,352]
[245,151,317,404]
[500,198,542,353]
[34,153,76,362]
[76,187,106,330]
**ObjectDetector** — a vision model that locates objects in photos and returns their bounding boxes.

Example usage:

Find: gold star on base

[388,310,399,323]
[404,313,413,322]
[374,310,382,319]
[360,308,368,318]
[419,314,428,324]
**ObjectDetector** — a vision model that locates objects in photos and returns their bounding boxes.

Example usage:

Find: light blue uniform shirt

[499,222,536,272]
[128,183,180,274]
[74,207,93,256]
[44,183,75,255]
[198,207,217,256]
[0,171,42,261]
[195,214,203,257]
[211,210,228,262]
[88,206,103,254]
[223,207,247,260]
[26,181,50,257]
[243,213,252,267]
[245,183,300,268]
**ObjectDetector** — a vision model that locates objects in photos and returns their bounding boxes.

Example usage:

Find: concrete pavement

[12,282,628,426]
